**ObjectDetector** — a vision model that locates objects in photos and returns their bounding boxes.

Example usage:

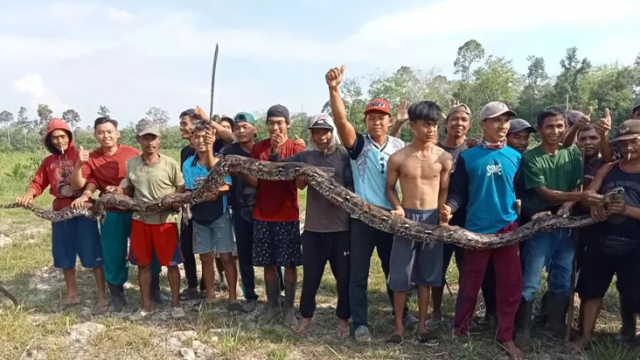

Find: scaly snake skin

[0,155,624,250]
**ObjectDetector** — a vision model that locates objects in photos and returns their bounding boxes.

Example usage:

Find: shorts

[576,237,640,311]
[51,216,103,269]
[388,208,443,291]
[253,220,302,267]
[129,220,183,267]
[193,212,235,255]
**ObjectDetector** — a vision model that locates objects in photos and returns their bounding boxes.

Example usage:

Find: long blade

[209,43,219,120]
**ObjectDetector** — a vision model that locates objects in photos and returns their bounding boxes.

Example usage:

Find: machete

[209,43,219,120]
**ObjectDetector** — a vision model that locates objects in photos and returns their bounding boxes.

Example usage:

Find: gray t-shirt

[285,146,353,232]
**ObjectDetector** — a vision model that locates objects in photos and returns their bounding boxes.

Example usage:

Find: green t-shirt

[523,145,583,214]
[126,153,185,224]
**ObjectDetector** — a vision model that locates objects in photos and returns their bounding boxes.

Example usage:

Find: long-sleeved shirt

[447,146,521,234]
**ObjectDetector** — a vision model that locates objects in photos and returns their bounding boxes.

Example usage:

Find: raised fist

[325,65,345,89]
[78,146,90,164]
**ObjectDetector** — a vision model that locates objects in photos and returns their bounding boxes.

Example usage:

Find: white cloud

[107,8,134,23]
[13,74,69,115]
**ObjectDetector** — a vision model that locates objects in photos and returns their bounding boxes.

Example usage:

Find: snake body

[0,155,624,250]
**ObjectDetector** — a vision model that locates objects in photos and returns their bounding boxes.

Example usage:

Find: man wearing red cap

[325,65,411,341]
[16,118,106,313]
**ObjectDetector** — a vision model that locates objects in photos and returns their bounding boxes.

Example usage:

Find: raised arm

[389,100,409,138]
[203,129,218,171]
[194,106,234,144]
[596,108,614,163]
[326,65,357,149]
[71,146,91,190]
[385,153,404,218]
[563,110,590,147]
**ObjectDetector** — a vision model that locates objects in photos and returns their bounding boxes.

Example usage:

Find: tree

[36,104,53,131]
[98,105,110,117]
[145,107,170,129]
[62,109,81,131]
[16,106,30,146]
[516,55,552,121]
[454,40,485,82]
[0,110,14,145]
[470,56,521,108]
[554,47,592,109]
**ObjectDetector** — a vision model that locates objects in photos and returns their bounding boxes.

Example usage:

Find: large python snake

[0,155,624,250]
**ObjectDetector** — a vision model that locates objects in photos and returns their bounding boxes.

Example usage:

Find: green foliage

[1,41,638,151]
[589,337,640,360]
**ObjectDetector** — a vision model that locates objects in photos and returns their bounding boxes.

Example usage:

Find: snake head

[603,187,625,204]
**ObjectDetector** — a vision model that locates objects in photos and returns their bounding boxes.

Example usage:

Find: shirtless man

[386,101,452,344]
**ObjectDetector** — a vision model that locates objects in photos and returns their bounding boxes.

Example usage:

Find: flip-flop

[335,324,350,339]
[57,301,80,312]
[92,303,108,316]
[179,288,199,301]
[227,302,243,312]
[417,331,440,347]
[387,334,403,344]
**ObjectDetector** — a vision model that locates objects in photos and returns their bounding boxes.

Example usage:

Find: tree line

[1,40,638,150]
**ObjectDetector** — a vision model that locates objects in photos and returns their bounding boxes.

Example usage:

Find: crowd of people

[13,65,640,359]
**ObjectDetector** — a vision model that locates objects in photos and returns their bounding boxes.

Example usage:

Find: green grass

[0,150,638,360]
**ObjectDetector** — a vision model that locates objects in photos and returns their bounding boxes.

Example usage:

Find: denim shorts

[192,212,235,255]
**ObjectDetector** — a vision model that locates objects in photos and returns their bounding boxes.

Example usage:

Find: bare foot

[336,319,350,339]
[61,296,80,305]
[294,317,313,333]
[566,337,591,353]
[500,341,524,360]
[93,297,108,315]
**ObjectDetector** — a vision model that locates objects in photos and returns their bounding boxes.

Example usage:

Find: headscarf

[306,113,341,152]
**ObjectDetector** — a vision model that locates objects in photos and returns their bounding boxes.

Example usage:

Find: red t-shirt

[81,145,139,191]
[28,147,83,211]
[251,138,305,222]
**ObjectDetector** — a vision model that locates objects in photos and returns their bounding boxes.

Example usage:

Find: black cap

[508,118,535,134]
[267,104,290,120]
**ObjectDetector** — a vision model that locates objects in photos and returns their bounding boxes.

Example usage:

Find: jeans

[233,212,258,301]
[521,228,574,302]
[349,218,408,328]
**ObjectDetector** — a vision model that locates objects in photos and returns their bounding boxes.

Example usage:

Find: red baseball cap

[364,98,391,115]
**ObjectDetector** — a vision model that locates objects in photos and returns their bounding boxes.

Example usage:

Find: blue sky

[1,0,638,127]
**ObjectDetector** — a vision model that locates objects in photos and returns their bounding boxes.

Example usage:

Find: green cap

[234,112,256,126]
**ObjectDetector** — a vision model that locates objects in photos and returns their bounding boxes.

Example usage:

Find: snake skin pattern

[0,155,624,250]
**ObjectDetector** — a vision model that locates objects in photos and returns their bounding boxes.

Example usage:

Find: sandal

[179,288,199,301]
[57,301,80,312]
[417,331,439,347]
[227,302,243,312]
[387,334,403,344]
[293,320,313,334]
[92,303,109,316]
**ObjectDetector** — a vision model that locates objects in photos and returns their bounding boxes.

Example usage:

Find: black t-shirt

[437,141,467,227]
[600,162,640,246]
[220,143,256,216]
